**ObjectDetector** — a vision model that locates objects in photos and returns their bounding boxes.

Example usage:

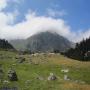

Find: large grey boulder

[8,69,18,81]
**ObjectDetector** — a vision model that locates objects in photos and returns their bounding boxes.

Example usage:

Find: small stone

[75,80,79,83]
[36,76,44,80]
[3,80,10,84]
[80,81,86,84]
[25,80,31,85]
[61,69,69,73]
[48,73,57,81]
[64,75,70,80]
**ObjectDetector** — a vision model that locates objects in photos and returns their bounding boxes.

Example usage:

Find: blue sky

[0,0,90,42]
[4,0,90,31]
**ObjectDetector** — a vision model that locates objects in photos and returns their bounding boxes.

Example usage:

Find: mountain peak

[26,31,73,52]
[10,31,74,52]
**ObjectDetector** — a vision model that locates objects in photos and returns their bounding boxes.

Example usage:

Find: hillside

[0,50,90,90]
[26,32,73,52]
[10,32,74,52]
[10,39,27,50]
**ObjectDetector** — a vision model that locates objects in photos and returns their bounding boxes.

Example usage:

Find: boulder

[48,73,57,81]
[16,56,25,63]
[64,75,70,80]
[8,69,18,81]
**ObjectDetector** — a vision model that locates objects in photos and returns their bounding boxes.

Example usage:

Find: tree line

[65,37,90,61]
[0,39,14,50]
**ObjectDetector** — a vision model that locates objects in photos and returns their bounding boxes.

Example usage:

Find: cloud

[0,0,24,39]
[0,4,90,43]
[0,9,19,27]
[0,0,8,11]
[47,8,67,17]
[0,12,14,26]
[0,0,90,43]
[0,11,71,40]
[71,29,90,42]
[0,0,24,11]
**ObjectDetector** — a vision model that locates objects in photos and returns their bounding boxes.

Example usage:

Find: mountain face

[10,32,74,52]
[0,39,14,50]
[10,39,27,50]
[26,32,73,52]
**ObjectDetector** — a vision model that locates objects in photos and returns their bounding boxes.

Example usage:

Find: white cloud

[0,0,23,11]
[0,6,90,42]
[47,8,67,17]
[0,0,8,11]
[71,29,90,42]
[0,11,72,40]
[0,0,23,39]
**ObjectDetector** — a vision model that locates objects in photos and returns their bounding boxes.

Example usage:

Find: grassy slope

[0,50,90,90]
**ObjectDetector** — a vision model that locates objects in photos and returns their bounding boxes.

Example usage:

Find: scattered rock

[16,56,25,63]
[25,80,31,85]
[75,80,86,84]
[48,73,57,81]
[80,81,86,84]
[3,80,10,84]
[8,69,18,81]
[61,69,69,73]
[12,64,16,66]
[36,76,44,80]
[31,53,39,57]
[64,75,70,80]
[75,80,79,83]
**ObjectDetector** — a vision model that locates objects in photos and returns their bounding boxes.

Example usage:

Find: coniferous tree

[0,39,14,50]
[65,37,90,61]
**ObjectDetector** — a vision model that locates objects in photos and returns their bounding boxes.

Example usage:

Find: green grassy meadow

[0,50,90,90]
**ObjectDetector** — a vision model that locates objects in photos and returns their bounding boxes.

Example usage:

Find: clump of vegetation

[65,37,90,61]
[0,39,14,50]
